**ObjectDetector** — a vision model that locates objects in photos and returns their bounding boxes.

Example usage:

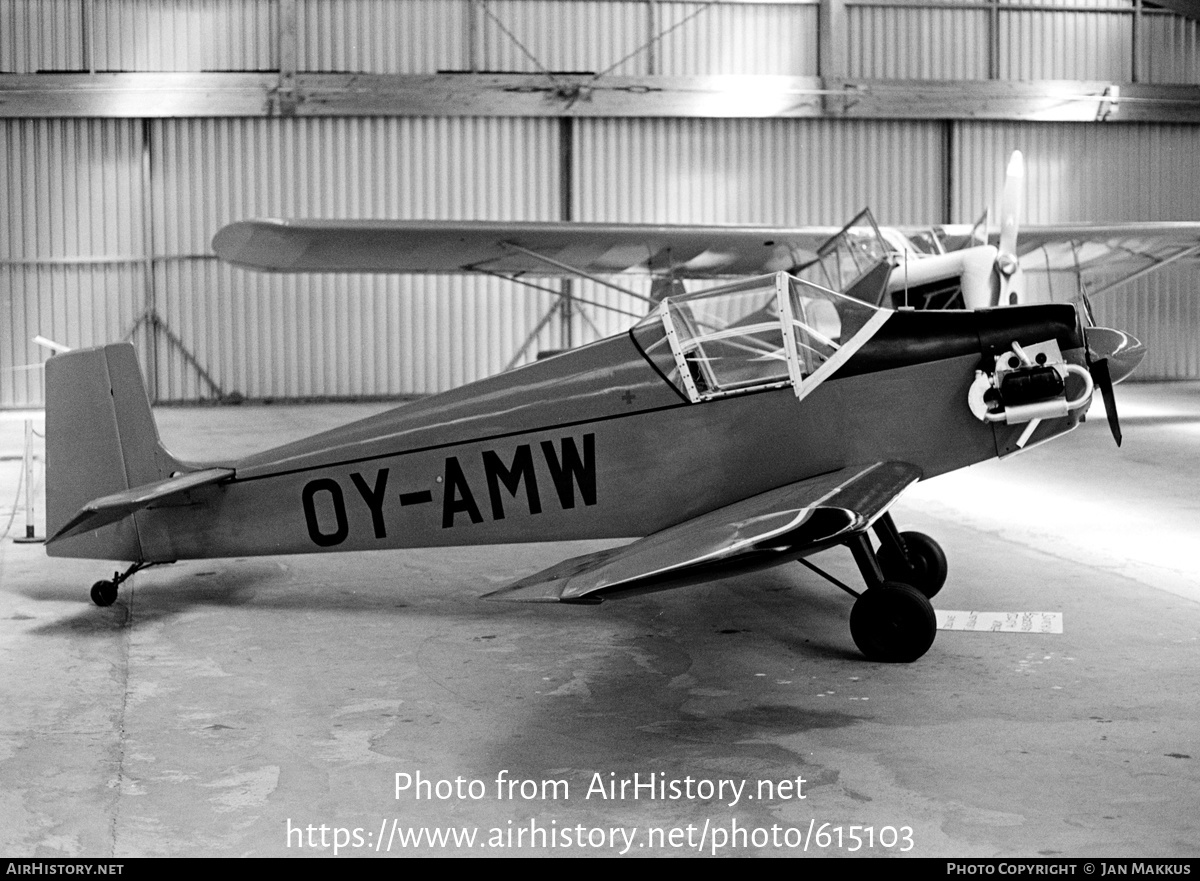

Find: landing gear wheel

[850,581,937,663]
[878,531,947,599]
[90,580,118,607]
[86,562,150,608]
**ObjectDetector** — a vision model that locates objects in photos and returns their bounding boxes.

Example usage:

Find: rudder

[45,343,181,560]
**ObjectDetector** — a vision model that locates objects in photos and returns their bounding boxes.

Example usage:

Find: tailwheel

[90,580,118,607]
[849,581,937,663]
[877,531,948,599]
[87,561,152,607]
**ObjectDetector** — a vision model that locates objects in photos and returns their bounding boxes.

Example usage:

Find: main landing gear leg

[845,530,938,662]
[798,528,940,663]
[873,513,948,599]
[90,561,150,607]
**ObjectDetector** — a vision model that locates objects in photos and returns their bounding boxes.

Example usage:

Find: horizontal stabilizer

[48,468,234,544]
[486,462,921,603]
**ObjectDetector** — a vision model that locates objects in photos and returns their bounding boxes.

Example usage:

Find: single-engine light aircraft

[211,153,1200,318]
[45,264,1146,661]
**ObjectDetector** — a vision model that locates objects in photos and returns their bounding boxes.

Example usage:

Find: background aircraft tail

[45,343,183,560]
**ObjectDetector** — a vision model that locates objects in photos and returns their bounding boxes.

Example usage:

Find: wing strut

[1089,244,1200,297]
[499,242,659,304]
[796,556,862,599]
[502,299,567,372]
[473,267,644,319]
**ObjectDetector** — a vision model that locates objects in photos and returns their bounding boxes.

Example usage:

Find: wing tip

[481,585,567,603]
[484,546,629,602]
[212,220,297,270]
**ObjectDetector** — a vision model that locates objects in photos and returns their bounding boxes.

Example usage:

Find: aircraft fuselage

[45,304,1087,565]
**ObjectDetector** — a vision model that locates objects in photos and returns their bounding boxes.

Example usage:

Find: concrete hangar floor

[1,383,1198,859]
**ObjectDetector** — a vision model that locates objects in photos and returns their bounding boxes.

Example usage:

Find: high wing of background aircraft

[44,264,1146,662]
[213,204,1200,314]
[213,153,1200,318]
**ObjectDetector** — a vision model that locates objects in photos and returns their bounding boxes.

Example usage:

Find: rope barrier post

[13,419,44,544]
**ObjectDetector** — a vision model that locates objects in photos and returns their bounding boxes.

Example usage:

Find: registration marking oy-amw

[935,611,1063,633]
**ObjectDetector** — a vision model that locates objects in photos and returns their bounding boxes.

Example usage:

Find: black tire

[878,531,948,599]
[849,581,937,663]
[90,581,118,607]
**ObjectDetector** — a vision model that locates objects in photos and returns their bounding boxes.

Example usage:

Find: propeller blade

[1090,356,1122,447]
[1083,323,1145,448]
[1078,292,1097,328]
[991,150,1025,306]
[998,150,1024,260]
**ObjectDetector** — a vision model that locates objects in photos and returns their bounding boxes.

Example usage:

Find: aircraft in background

[43,264,1145,661]
[213,152,1200,321]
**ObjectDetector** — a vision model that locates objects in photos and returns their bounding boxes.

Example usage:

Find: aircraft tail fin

[45,343,183,559]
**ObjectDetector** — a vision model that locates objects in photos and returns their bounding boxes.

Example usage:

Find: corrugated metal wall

[92,0,278,72]
[1,117,565,403]
[0,0,276,72]
[576,118,943,224]
[1,119,147,406]
[474,0,648,74]
[848,3,991,80]
[5,0,1199,78]
[998,2,1132,81]
[5,0,1200,407]
[0,0,819,76]
[298,0,464,74]
[1143,12,1200,84]
[655,1,818,75]
[0,0,86,72]
[568,117,943,340]
[146,116,562,400]
[954,123,1200,225]
[847,0,1199,82]
[955,122,1200,379]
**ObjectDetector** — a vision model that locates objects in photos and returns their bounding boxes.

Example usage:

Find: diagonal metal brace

[499,242,658,304]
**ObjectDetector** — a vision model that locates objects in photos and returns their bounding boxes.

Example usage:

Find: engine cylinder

[999,365,1064,405]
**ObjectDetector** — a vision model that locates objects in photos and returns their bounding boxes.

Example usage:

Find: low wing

[47,468,234,543]
[486,461,921,603]
[213,219,838,278]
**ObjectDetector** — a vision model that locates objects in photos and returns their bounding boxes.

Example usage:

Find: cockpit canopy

[632,271,889,404]
[794,208,993,311]
[807,208,893,294]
